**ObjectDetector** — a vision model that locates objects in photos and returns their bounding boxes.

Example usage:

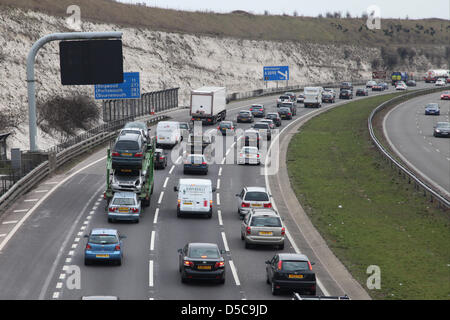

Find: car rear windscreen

[250,216,281,227]
[254,124,269,129]
[112,198,136,206]
[89,235,118,245]
[282,261,309,271]
[244,192,269,201]
[220,123,232,128]
[115,141,139,151]
[189,247,220,259]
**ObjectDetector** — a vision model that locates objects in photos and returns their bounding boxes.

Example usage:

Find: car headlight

[435,129,441,133]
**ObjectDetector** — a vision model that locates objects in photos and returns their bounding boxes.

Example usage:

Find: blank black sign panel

[59,40,124,85]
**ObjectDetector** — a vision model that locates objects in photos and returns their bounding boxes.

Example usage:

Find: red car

[441,91,450,100]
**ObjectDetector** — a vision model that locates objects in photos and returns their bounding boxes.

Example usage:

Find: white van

[156,121,181,148]
[174,179,216,218]
[303,87,323,108]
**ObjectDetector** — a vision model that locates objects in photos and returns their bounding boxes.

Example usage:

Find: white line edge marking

[158,191,164,204]
[218,167,222,176]
[228,260,241,286]
[217,209,223,226]
[153,208,159,224]
[169,165,175,174]
[163,177,169,188]
[221,231,229,252]
[149,260,154,287]
[217,179,221,189]
[150,231,155,251]
[216,193,220,206]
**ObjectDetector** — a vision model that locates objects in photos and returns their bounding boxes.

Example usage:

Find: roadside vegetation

[287,93,450,299]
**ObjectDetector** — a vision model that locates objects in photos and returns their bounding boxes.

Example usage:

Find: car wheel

[177,208,182,218]
[108,218,113,223]
[245,242,251,249]
[181,275,188,283]
[84,258,91,266]
[219,277,225,284]
[278,242,284,250]
[117,259,122,266]
[271,282,279,295]
[266,273,270,284]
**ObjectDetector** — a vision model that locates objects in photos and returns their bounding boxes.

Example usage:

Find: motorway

[384,91,450,198]
[0,81,433,300]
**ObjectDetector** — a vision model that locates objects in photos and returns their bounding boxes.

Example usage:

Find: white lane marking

[13,209,28,213]
[217,209,223,226]
[52,292,59,299]
[230,141,236,148]
[65,258,72,263]
[59,273,66,280]
[0,234,6,238]
[217,179,221,190]
[221,158,226,164]
[35,190,49,193]
[158,192,164,204]
[77,232,83,237]
[169,165,175,174]
[176,156,182,164]
[44,181,59,185]
[68,250,74,256]
[218,167,222,176]
[2,220,18,225]
[226,148,232,156]
[163,177,169,188]
[89,210,95,215]
[153,208,159,224]
[228,260,241,286]
[150,231,155,251]
[80,226,86,231]
[0,156,107,253]
[62,266,69,271]
[71,244,77,249]
[216,193,221,206]
[74,237,80,243]
[56,282,63,289]
[221,231,229,252]
[149,260,154,287]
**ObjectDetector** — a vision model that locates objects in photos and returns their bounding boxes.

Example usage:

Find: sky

[116,0,450,20]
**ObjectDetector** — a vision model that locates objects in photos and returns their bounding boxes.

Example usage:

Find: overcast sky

[117,0,450,19]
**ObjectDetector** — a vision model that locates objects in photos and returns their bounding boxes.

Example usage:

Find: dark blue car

[84,228,126,265]
[183,154,208,175]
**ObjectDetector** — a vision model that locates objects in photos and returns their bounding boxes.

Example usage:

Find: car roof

[242,146,258,150]
[240,110,251,113]
[260,119,273,122]
[245,186,267,192]
[188,242,219,249]
[125,121,146,129]
[251,104,263,107]
[267,112,279,116]
[117,133,141,141]
[155,148,164,152]
[278,253,310,261]
[250,208,279,216]
[91,228,118,236]
[112,191,137,198]
[179,178,212,185]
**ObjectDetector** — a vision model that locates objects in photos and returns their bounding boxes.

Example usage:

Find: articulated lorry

[424,69,449,83]
[391,72,408,85]
[190,86,227,125]
[105,139,155,209]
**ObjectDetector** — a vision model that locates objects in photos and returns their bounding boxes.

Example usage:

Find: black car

[265,113,282,127]
[183,154,208,174]
[249,104,265,118]
[243,129,261,148]
[356,88,369,96]
[154,148,167,169]
[280,102,297,115]
[433,122,450,137]
[111,133,146,170]
[178,243,226,284]
[252,122,272,140]
[237,110,254,123]
[217,121,235,136]
[265,253,316,296]
[406,80,417,87]
[322,92,335,103]
[278,107,292,120]
[339,89,353,99]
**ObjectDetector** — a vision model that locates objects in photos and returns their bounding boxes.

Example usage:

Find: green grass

[287,93,450,300]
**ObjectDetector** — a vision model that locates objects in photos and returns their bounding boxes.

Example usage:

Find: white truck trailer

[190,87,227,125]
[303,87,323,108]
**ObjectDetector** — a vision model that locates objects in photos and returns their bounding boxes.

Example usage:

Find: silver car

[241,209,285,249]
[108,192,141,223]
[236,186,272,217]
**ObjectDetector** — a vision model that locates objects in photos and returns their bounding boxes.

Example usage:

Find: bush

[37,94,100,136]
[0,107,23,131]
[380,46,398,69]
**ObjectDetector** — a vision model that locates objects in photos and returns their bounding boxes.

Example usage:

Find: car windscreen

[189,247,220,259]
[281,261,309,271]
[89,235,118,245]
[220,122,232,128]
[179,123,188,129]
[279,96,289,100]
[244,192,269,201]
[250,216,281,227]
[114,141,139,151]
[266,114,277,119]
[426,104,438,108]
[187,156,205,163]
[279,108,290,112]
[437,123,450,128]
[242,147,257,154]
[112,197,136,206]
[254,124,269,129]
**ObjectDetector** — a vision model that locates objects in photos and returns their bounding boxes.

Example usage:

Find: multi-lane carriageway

[0,82,435,300]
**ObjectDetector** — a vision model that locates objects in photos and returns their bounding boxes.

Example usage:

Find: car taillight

[86,244,91,250]
[112,152,120,156]
[241,202,250,208]
[204,200,208,207]
[259,109,263,111]
[263,203,271,208]
[134,152,143,157]
[177,199,181,207]
[217,126,220,130]
[160,156,165,160]
[277,260,282,270]
[115,244,120,251]
[215,261,225,268]
[131,208,139,213]
[308,261,313,271]
[108,207,117,212]
[281,227,285,236]
[246,226,251,235]
[288,113,292,115]
[257,154,260,158]
[202,162,207,165]
[184,260,194,267]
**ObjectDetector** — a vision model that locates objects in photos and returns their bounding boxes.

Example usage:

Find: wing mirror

[212,187,217,192]
[119,235,127,239]
[174,186,179,192]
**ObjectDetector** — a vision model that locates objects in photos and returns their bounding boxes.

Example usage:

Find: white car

[236,186,272,217]
[238,146,260,165]
[396,82,407,90]
[366,80,377,88]
[435,79,446,86]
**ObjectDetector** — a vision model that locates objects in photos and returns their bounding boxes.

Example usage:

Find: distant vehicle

[123,121,150,141]
[424,103,440,115]
[252,122,272,140]
[108,192,141,223]
[183,154,208,175]
[395,82,407,90]
[284,92,297,102]
[339,82,353,91]
[406,80,416,87]
[237,110,254,123]
[321,90,336,103]
[366,80,377,88]
[241,208,285,249]
[249,104,266,117]
[278,107,292,120]
[296,93,305,104]
[154,148,167,169]
[424,69,449,83]
[178,243,226,284]
[339,89,353,99]
[371,83,384,91]
[179,122,191,140]
[260,119,275,130]
[238,146,260,165]
[111,133,147,170]
[277,95,291,107]
[280,101,297,115]
[303,87,323,108]
[435,78,446,86]
[217,121,235,135]
[265,113,282,127]
[356,88,369,96]
[190,86,226,124]
[433,122,450,137]
[243,129,261,148]
[236,186,272,218]
[266,253,316,296]
[156,121,181,148]
[440,91,450,100]
[174,178,216,218]
[84,228,126,266]
[391,71,408,85]
[379,82,389,90]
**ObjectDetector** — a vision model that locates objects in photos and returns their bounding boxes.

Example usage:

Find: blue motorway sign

[94,72,140,100]
[263,66,289,81]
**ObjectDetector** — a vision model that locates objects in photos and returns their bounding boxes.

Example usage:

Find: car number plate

[119,207,129,212]
[184,202,192,205]
[121,153,132,156]
[197,265,211,270]
[96,254,110,258]
[252,204,262,207]
[259,231,273,236]
[288,274,303,279]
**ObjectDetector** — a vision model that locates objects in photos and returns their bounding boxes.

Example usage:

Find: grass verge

[287,93,450,299]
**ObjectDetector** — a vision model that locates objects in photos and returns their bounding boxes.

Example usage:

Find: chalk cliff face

[0,6,440,152]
